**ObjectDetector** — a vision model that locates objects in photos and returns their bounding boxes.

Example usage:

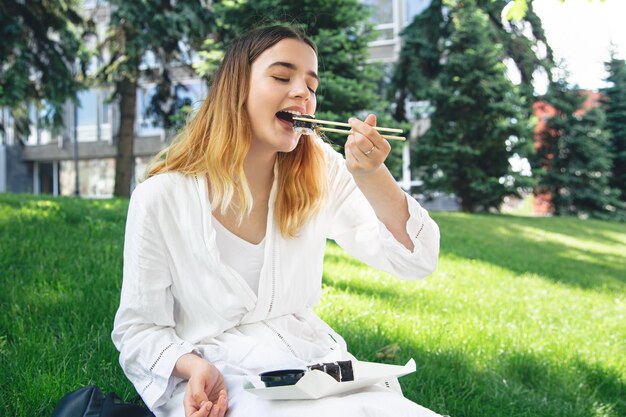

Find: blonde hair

[147,26,327,238]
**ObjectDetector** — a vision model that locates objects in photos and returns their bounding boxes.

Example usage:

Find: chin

[272,131,302,153]
[278,138,301,153]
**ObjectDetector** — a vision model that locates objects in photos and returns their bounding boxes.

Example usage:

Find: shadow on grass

[333,324,626,417]
[431,213,626,292]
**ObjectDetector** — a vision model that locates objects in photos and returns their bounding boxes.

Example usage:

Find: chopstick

[316,126,406,141]
[292,116,406,141]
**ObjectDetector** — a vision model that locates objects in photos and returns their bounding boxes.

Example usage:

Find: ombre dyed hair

[146,25,327,238]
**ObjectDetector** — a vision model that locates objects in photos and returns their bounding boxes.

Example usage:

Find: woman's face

[246,38,318,154]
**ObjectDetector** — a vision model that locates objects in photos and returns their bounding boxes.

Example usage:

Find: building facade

[0,0,430,197]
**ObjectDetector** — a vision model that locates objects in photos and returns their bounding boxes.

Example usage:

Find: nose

[289,79,311,101]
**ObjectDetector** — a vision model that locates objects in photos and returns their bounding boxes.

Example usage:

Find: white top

[112,141,441,417]
[211,215,265,295]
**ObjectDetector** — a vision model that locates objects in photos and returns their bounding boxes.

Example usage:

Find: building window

[405,0,432,25]
[76,88,112,142]
[136,85,163,137]
[77,90,98,126]
[136,79,205,137]
[26,101,55,146]
[363,0,395,42]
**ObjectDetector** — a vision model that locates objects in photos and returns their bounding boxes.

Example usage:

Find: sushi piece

[337,360,354,382]
[323,363,341,382]
[307,360,354,382]
[307,363,324,372]
[292,115,316,135]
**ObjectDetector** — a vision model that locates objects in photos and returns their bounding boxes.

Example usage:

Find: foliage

[0,0,89,137]
[390,0,448,121]
[1,194,624,417]
[412,0,533,212]
[601,56,626,202]
[535,78,624,220]
[477,0,554,100]
[392,0,553,114]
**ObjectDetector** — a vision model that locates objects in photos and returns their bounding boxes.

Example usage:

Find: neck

[244,149,276,193]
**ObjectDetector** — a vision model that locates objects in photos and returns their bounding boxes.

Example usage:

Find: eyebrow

[267,61,319,81]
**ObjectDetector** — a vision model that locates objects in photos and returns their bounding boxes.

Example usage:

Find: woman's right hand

[175,353,229,417]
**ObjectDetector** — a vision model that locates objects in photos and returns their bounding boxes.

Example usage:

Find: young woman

[112,26,441,417]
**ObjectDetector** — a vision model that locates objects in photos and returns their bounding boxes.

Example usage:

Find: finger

[344,135,362,164]
[189,401,212,417]
[349,115,389,151]
[184,393,199,417]
[349,115,378,139]
[348,118,378,154]
[187,391,209,417]
[346,134,377,162]
[190,379,209,402]
[218,394,229,417]
[211,395,227,417]
[364,113,377,127]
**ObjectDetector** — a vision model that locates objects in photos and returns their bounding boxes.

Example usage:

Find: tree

[601,55,626,202]
[0,0,87,137]
[96,0,215,197]
[536,78,623,219]
[392,0,554,120]
[412,0,532,212]
[390,0,449,122]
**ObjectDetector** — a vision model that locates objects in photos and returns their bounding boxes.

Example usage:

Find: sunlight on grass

[501,222,625,257]
[317,217,626,417]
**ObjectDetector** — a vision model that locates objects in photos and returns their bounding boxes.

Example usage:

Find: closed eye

[273,76,316,94]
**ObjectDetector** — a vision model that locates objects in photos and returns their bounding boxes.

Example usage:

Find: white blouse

[211,215,265,295]
[111,141,441,417]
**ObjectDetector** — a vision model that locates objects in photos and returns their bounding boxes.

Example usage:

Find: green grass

[1,194,624,417]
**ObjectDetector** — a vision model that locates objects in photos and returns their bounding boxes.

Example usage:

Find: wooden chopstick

[316,126,406,141]
[292,116,403,134]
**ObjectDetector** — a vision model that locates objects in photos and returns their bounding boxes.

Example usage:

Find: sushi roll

[292,115,316,135]
[337,360,354,381]
[323,363,341,382]
[307,363,324,372]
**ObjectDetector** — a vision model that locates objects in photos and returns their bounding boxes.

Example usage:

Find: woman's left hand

[344,114,391,178]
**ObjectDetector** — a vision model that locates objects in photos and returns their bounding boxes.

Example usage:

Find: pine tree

[536,79,623,219]
[390,0,448,122]
[392,0,553,120]
[601,56,626,202]
[414,0,532,212]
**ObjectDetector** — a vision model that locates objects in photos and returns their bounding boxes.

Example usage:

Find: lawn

[0,193,624,416]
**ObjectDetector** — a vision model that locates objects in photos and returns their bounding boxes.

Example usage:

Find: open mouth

[276,111,297,126]
[276,110,315,135]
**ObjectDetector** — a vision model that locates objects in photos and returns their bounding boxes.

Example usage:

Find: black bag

[51,385,155,417]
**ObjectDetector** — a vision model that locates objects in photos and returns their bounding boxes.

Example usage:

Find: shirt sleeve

[324,145,440,280]
[111,182,197,410]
